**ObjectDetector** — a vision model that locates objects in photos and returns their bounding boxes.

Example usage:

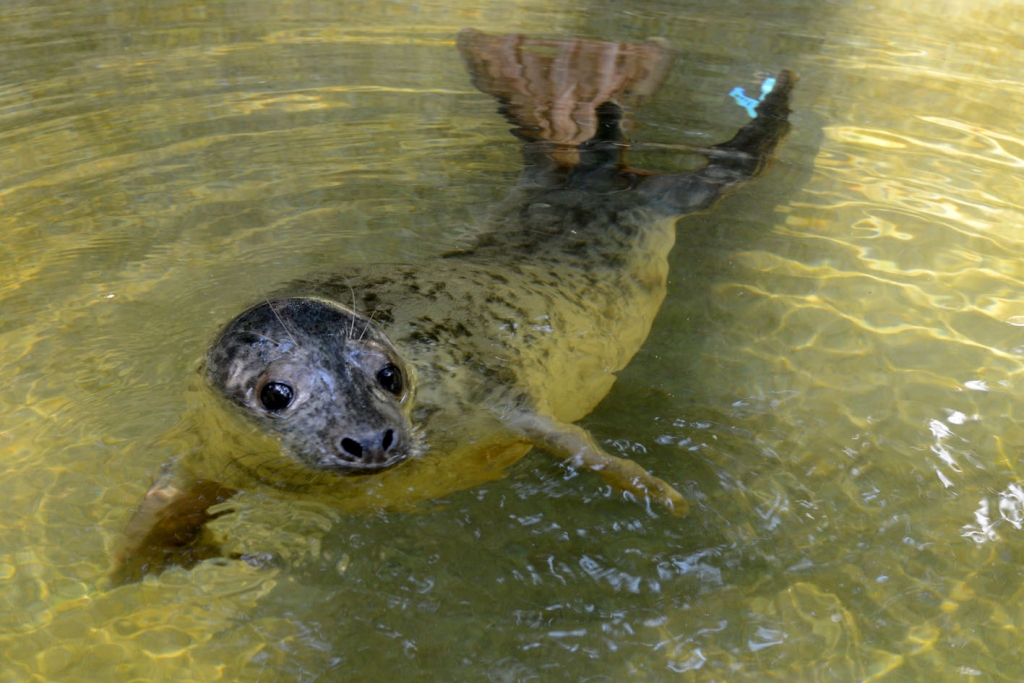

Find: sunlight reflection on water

[3,0,1024,680]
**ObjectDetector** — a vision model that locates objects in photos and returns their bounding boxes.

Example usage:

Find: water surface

[2,0,1024,680]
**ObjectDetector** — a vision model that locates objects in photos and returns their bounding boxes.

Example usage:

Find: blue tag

[730,76,776,118]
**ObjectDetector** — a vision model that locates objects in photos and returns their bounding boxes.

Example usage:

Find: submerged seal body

[112,30,794,583]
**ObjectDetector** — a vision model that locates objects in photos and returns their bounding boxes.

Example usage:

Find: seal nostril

[382,429,395,453]
[340,438,363,459]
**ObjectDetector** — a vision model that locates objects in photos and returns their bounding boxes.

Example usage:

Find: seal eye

[376,363,403,396]
[259,381,294,412]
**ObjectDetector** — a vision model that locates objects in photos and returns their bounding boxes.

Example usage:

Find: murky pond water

[2,0,1024,680]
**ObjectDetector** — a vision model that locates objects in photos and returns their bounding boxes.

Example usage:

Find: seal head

[206,297,418,473]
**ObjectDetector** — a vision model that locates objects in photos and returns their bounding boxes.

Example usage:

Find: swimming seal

[111,29,794,584]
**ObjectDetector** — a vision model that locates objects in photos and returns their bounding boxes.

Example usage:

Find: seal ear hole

[259,381,295,412]
[376,363,403,396]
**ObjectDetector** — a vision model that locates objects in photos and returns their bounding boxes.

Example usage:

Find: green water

[2,0,1024,680]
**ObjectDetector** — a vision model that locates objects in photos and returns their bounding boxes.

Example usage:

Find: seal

[110,29,795,584]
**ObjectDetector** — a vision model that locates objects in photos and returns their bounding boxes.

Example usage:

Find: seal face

[206,297,420,473]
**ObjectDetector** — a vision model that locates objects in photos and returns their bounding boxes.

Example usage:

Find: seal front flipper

[505,410,689,515]
[638,69,797,215]
[109,469,237,585]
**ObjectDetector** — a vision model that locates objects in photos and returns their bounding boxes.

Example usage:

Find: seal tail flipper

[638,69,797,215]
[505,410,689,516]
[456,28,676,170]
[108,471,237,585]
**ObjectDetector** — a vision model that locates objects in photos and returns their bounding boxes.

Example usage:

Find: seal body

[196,191,679,508]
[112,30,794,584]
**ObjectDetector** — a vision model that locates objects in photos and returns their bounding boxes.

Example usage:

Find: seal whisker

[342,278,359,341]
[253,284,299,348]
[267,299,299,348]
[249,331,290,347]
[359,305,384,342]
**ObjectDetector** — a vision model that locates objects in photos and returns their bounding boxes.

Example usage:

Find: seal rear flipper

[638,69,797,216]
[108,470,237,586]
[505,410,688,515]
[457,28,675,172]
